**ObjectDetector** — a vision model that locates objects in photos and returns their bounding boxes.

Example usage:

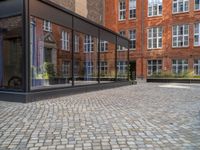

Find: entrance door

[129,61,136,80]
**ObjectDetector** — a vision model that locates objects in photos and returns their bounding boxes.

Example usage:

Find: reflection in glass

[30,16,72,89]
[0,16,23,90]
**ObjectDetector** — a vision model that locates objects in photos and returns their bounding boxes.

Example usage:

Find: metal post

[71,17,75,86]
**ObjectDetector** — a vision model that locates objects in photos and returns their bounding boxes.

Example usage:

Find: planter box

[147,78,200,83]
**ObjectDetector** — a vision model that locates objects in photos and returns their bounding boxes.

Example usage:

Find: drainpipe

[141,0,144,79]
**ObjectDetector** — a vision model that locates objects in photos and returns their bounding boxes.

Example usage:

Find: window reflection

[0,16,23,90]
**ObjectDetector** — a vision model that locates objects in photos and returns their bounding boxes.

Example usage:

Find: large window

[173,0,189,13]
[62,61,70,77]
[0,16,23,90]
[172,25,189,47]
[148,0,162,16]
[84,35,94,52]
[30,17,72,89]
[147,60,162,76]
[194,23,200,46]
[119,0,126,20]
[100,40,108,52]
[195,0,200,10]
[75,34,79,52]
[129,29,136,49]
[84,62,93,76]
[148,27,162,49]
[117,61,128,77]
[61,31,69,51]
[118,31,126,51]
[43,20,52,32]
[100,61,108,76]
[172,59,188,74]
[129,0,136,19]
[194,60,200,75]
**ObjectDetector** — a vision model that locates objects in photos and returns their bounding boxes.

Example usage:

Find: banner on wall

[0,32,3,86]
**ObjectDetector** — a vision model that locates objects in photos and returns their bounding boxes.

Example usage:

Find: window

[148,27,162,49]
[172,59,188,74]
[129,0,136,19]
[129,29,136,49]
[195,0,200,10]
[84,35,94,52]
[194,60,200,75]
[62,61,70,77]
[100,40,108,52]
[74,61,79,77]
[75,34,79,52]
[84,62,93,76]
[118,31,126,51]
[43,20,52,32]
[173,0,189,13]
[61,31,69,50]
[147,60,162,76]
[194,23,200,46]
[117,61,127,76]
[100,61,108,76]
[119,0,126,20]
[148,0,162,16]
[172,25,189,47]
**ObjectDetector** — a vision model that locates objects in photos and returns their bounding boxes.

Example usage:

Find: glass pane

[0,16,23,90]
[74,32,98,86]
[30,16,72,89]
[117,44,128,80]
[100,41,116,83]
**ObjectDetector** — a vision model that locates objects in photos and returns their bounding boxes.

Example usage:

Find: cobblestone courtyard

[0,82,200,150]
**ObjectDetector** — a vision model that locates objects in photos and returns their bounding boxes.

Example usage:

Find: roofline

[40,0,130,42]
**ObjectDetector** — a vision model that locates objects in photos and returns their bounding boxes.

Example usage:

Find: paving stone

[0,82,200,149]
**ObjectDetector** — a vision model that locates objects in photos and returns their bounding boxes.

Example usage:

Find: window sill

[172,46,189,49]
[147,15,162,18]
[129,18,136,20]
[147,48,162,50]
[172,11,189,15]
[118,19,126,22]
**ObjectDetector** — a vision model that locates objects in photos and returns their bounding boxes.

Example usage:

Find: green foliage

[150,70,198,79]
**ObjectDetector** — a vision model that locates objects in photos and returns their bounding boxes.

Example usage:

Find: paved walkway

[0,82,200,150]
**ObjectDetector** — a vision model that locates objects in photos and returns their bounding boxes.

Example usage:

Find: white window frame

[84,35,94,53]
[84,61,93,76]
[172,24,189,48]
[75,34,79,52]
[117,61,127,77]
[172,59,188,74]
[43,20,52,32]
[194,23,200,46]
[100,40,108,52]
[61,31,69,51]
[148,27,162,49]
[100,61,108,76]
[62,61,70,77]
[129,29,136,49]
[173,0,189,14]
[118,31,126,51]
[129,0,136,19]
[194,59,200,75]
[147,60,162,76]
[148,0,162,17]
[195,0,200,10]
[119,0,126,21]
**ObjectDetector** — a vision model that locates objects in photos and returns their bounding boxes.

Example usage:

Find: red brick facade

[105,0,200,78]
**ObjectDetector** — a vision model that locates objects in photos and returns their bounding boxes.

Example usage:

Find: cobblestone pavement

[0,82,200,150]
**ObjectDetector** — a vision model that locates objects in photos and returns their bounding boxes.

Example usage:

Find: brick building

[105,0,200,78]
[50,0,104,25]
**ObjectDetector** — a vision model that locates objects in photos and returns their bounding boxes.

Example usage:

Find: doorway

[129,61,136,80]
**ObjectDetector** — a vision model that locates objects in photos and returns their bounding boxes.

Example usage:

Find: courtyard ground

[0,81,200,150]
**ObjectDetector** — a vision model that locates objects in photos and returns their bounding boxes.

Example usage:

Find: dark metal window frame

[0,0,130,93]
